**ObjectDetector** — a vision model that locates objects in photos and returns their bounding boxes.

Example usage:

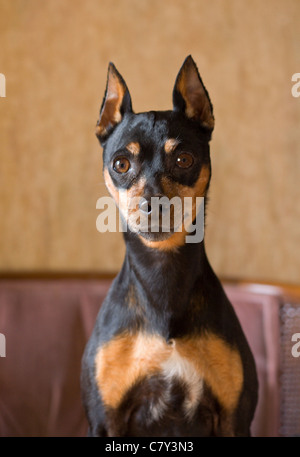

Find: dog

[81,56,258,437]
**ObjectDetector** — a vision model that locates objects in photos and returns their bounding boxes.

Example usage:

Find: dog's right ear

[96,63,132,144]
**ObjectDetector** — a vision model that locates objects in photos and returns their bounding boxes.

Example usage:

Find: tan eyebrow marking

[126,142,140,155]
[164,138,180,154]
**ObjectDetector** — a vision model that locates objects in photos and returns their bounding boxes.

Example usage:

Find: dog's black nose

[139,195,165,215]
[139,198,152,215]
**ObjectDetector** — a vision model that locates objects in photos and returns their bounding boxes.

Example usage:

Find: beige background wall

[0,0,299,284]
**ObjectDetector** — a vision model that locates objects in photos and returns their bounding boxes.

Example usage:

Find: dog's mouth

[137,226,176,241]
[128,207,184,241]
[122,195,200,241]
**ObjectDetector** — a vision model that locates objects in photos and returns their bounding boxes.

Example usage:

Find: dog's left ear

[173,55,214,131]
[96,63,132,144]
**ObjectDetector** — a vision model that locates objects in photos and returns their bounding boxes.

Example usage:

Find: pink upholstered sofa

[0,275,299,437]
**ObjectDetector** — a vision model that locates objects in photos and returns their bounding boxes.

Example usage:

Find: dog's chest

[95,331,243,424]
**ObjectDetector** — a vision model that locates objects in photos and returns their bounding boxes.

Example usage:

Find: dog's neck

[123,229,210,313]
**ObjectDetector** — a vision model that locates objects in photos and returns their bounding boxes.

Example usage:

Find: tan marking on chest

[95,332,243,414]
[177,334,243,412]
[95,333,171,408]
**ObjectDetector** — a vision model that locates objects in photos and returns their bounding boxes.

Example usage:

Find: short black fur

[81,56,258,437]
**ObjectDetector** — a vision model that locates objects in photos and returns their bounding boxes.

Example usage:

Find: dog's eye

[113,157,131,173]
[176,153,194,169]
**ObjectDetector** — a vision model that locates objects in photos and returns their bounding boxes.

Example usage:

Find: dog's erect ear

[96,63,132,143]
[173,55,214,131]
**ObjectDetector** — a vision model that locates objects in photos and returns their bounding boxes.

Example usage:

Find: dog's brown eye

[113,157,131,173]
[176,153,194,169]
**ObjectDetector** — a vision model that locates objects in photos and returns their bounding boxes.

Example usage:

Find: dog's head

[96,56,214,250]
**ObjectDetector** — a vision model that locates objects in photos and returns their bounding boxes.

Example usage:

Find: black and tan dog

[81,56,258,437]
